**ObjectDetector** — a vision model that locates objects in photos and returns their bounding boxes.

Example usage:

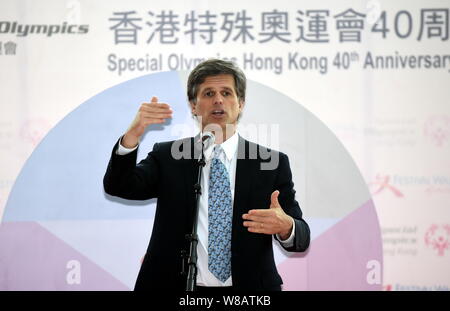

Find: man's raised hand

[122,96,173,148]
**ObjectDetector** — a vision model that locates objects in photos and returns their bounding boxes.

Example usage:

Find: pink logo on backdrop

[19,118,52,147]
[368,174,404,198]
[424,115,450,147]
[424,224,450,256]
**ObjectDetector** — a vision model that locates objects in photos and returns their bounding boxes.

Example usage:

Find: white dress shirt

[117,132,295,287]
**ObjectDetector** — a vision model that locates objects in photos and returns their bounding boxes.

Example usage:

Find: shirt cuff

[276,218,295,248]
[116,137,139,155]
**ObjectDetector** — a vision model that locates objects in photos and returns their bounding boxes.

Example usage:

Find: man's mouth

[211,110,225,116]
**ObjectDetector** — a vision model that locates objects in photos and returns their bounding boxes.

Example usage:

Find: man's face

[190,74,244,132]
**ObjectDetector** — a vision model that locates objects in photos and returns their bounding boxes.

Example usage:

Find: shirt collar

[203,131,239,162]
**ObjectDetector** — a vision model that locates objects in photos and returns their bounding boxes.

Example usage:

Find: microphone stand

[184,138,207,291]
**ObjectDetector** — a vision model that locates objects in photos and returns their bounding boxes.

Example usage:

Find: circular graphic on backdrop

[0,71,382,290]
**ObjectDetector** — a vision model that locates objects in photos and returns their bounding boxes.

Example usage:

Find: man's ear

[190,101,196,115]
[239,99,245,111]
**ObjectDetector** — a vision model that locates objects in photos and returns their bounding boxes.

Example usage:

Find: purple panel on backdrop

[277,199,382,291]
[277,255,308,291]
[0,222,129,290]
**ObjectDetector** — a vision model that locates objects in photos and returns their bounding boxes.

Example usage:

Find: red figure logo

[424,115,450,147]
[425,224,450,256]
[368,174,404,198]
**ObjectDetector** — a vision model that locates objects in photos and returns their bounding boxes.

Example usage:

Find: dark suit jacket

[103,136,310,291]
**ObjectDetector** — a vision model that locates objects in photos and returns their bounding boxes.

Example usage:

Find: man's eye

[205,91,214,97]
[222,91,230,96]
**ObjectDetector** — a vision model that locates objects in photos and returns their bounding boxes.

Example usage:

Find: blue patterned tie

[208,145,232,282]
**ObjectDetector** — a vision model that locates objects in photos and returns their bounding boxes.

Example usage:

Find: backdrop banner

[0,0,449,291]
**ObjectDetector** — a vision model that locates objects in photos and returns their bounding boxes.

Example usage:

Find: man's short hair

[187,58,247,103]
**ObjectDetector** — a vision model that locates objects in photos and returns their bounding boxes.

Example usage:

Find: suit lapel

[232,137,257,231]
[183,137,200,228]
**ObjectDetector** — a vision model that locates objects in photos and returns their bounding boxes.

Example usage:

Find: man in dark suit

[103,59,310,291]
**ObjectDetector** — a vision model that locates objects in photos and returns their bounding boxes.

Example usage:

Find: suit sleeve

[103,137,160,200]
[275,152,310,252]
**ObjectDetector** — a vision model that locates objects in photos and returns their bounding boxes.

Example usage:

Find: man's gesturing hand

[242,190,294,240]
[122,96,173,148]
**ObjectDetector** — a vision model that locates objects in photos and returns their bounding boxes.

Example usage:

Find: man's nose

[213,93,224,105]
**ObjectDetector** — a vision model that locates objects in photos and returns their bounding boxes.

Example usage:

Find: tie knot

[213,145,223,159]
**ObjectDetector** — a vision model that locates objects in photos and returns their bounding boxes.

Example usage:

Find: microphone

[195,131,215,164]
[200,131,215,149]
